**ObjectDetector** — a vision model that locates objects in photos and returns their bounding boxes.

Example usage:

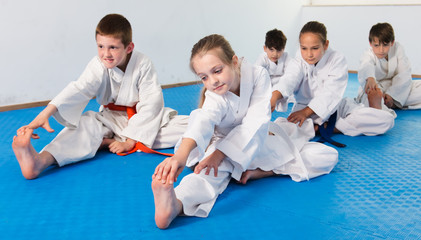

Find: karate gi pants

[335,98,395,137]
[43,110,188,166]
[404,80,421,109]
[174,120,338,218]
[358,80,421,110]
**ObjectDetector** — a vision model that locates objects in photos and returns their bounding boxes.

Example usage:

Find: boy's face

[96,34,134,70]
[264,46,284,63]
[370,37,394,59]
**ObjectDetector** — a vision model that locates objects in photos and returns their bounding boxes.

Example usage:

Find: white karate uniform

[174,60,338,218]
[43,51,188,166]
[273,48,394,137]
[255,51,294,106]
[357,41,421,110]
[255,51,290,82]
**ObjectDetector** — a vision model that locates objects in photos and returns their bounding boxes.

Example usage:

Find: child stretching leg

[152,34,338,229]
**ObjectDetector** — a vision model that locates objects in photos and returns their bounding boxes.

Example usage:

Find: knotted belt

[103,103,174,157]
[316,111,346,148]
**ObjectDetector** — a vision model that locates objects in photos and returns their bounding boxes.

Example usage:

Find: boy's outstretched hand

[365,77,379,93]
[19,104,58,139]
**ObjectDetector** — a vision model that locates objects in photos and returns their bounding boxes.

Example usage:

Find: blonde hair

[190,34,236,107]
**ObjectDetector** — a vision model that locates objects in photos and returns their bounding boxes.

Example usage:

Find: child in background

[255,28,292,111]
[357,22,421,111]
[271,21,394,146]
[12,13,187,180]
[151,34,338,229]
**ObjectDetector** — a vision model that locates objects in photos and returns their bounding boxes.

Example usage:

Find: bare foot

[367,88,383,110]
[384,94,396,109]
[108,140,136,154]
[239,169,275,184]
[333,127,341,134]
[12,128,52,179]
[99,138,114,150]
[151,178,183,229]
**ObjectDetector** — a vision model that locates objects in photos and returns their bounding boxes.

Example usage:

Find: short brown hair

[265,29,287,51]
[369,22,395,45]
[96,14,132,47]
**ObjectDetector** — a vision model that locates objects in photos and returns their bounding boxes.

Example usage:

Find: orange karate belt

[103,103,174,157]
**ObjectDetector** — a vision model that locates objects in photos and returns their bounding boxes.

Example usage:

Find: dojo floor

[0,73,420,240]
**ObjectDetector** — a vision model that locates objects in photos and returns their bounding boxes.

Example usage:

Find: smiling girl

[151,34,339,229]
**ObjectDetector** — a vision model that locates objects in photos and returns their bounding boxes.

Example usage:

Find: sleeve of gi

[358,48,378,88]
[255,52,269,70]
[49,57,107,128]
[386,43,412,107]
[183,92,226,158]
[273,57,304,111]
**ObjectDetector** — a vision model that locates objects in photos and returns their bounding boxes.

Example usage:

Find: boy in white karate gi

[152,34,338,229]
[271,21,394,146]
[255,29,292,111]
[12,14,187,180]
[357,22,421,111]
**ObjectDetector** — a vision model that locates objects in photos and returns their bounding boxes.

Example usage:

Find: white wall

[0,0,302,107]
[302,5,421,73]
[2,1,419,107]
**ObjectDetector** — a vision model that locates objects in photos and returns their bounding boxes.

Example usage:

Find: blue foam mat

[0,74,420,240]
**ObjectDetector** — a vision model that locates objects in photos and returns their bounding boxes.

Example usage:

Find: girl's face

[299,32,329,65]
[192,49,240,96]
[96,34,134,71]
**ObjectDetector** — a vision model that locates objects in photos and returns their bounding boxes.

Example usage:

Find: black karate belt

[317,111,346,148]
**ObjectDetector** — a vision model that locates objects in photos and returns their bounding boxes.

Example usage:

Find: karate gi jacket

[49,51,174,147]
[255,51,291,82]
[273,48,348,125]
[181,60,272,180]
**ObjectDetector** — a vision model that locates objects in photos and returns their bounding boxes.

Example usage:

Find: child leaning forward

[152,34,338,229]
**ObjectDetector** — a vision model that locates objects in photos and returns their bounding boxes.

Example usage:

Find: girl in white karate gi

[356,22,421,111]
[12,14,187,180]
[151,34,338,229]
[271,21,395,145]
